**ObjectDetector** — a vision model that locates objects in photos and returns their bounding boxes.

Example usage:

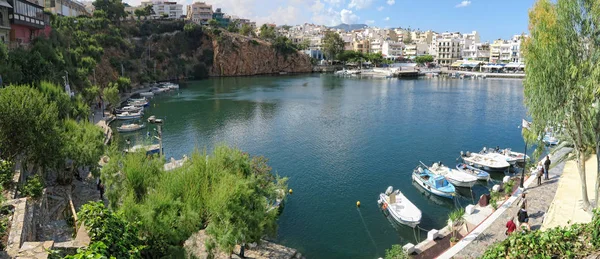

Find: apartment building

[509,34,527,63]
[462,42,489,61]
[43,0,88,17]
[353,39,370,54]
[141,0,183,19]
[0,0,10,44]
[186,2,211,24]
[434,32,462,66]
[403,42,428,58]
[381,41,403,58]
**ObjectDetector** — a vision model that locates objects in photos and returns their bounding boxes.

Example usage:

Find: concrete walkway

[440,148,572,259]
[541,155,596,230]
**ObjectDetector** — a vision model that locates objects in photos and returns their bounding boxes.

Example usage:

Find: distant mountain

[329,24,369,31]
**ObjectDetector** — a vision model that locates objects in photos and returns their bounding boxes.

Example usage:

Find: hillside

[330,23,369,31]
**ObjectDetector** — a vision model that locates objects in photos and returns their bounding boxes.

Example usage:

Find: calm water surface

[116,75,527,259]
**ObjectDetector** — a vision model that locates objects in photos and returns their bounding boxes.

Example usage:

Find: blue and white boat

[378,186,422,228]
[428,162,478,188]
[456,163,490,181]
[412,166,456,199]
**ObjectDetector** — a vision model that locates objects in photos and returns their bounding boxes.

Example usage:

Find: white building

[370,39,383,54]
[434,32,462,66]
[509,34,527,63]
[404,42,428,58]
[141,1,183,19]
[381,41,404,58]
[462,42,490,61]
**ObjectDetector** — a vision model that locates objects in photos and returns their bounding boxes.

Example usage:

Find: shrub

[20,174,43,199]
[385,244,408,259]
[0,160,14,187]
[482,209,600,258]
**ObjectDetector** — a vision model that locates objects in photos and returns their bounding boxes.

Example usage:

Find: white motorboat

[461,151,511,172]
[151,87,169,94]
[543,134,559,145]
[456,163,490,181]
[164,83,179,89]
[480,147,518,165]
[128,97,146,102]
[378,186,422,228]
[427,162,478,188]
[496,148,529,163]
[116,111,143,120]
[125,144,161,155]
[128,100,149,107]
[117,105,143,113]
[139,91,154,97]
[117,123,146,133]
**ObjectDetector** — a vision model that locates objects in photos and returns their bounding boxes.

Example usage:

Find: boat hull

[378,194,420,228]
[446,178,477,188]
[412,174,454,199]
[456,164,490,181]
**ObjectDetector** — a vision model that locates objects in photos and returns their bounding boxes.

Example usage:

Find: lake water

[116,75,527,259]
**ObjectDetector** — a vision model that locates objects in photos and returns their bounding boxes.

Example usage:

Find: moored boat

[139,91,154,97]
[128,100,149,107]
[427,162,478,188]
[378,186,422,228]
[117,105,143,113]
[456,163,490,181]
[461,151,511,172]
[124,144,161,155]
[481,147,518,165]
[128,97,147,102]
[117,123,146,133]
[412,166,456,199]
[116,111,143,120]
[495,148,529,163]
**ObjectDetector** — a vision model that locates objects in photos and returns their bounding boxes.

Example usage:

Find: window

[0,13,3,26]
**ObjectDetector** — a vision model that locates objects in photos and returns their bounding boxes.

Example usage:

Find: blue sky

[125,0,536,41]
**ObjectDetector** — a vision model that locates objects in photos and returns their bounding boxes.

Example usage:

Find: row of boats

[378,147,529,227]
[115,82,179,132]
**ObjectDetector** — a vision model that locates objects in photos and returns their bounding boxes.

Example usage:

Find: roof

[0,0,12,8]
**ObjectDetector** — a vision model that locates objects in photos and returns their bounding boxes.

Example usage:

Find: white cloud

[312,7,342,26]
[365,20,375,25]
[455,0,471,8]
[384,17,390,21]
[347,0,373,10]
[386,0,395,5]
[324,0,343,6]
[340,9,360,24]
[376,6,384,11]
[311,0,325,13]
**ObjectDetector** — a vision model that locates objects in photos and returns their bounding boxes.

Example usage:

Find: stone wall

[5,198,35,256]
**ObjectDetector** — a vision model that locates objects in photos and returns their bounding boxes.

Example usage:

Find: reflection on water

[114,75,527,259]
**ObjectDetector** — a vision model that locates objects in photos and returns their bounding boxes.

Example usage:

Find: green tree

[366,52,385,67]
[103,84,120,111]
[0,86,61,171]
[65,202,146,258]
[322,31,345,64]
[523,0,598,210]
[134,8,144,20]
[259,24,276,41]
[208,19,219,27]
[227,20,239,33]
[92,0,127,21]
[415,55,434,65]
[239,23,254,37]
[403,32,412,44]
[59,120,104,183]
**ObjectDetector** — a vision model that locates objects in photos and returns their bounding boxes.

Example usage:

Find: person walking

[543,155,551,180]
[505,216,517,235]
[536,162,543,186]
[517,204,531,231]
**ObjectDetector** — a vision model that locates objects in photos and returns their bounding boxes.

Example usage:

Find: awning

[0,0,12,8]
[451,61,464,67]
[504,62,523,68]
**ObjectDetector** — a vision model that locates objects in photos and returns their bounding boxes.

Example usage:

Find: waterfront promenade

[439,148,571,258]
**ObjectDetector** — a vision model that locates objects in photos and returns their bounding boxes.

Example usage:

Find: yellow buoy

[288,189,293,195]
[356,201,361,208]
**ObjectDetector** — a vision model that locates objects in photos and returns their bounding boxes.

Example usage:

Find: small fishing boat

[128,100,149,107]
[162,82,179,89]
[117,123,146,133]
[151,87,169,94]
[378,186,422,228]
[116,111,143,120]
[412,166,456,199]
[125,144,161,155]
[456,163,490,181]
[117,105,143,113]
[461,151,511,172]
[427,162,478,188]
[495,148,529,163]
[480,147,518,165]
[128,97,147,102]
[543,134,559,145]
[147,115,156,123]
[140,91,154,97]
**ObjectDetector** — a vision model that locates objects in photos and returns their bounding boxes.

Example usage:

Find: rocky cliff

[95,23,312,87]
[209,32,312,76]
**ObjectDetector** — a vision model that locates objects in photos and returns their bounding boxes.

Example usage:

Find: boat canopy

[432,175,448,188]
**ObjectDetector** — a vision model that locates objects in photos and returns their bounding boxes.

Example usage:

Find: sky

[124,0,537,42]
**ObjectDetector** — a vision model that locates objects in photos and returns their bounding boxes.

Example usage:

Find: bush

[0,160,14,187]
[385,244,408,259]
[482,209,600,258]
[20,174,43,199]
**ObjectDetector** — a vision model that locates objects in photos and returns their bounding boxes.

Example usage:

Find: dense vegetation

[482,209,600,258]
[94,145,287,257]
